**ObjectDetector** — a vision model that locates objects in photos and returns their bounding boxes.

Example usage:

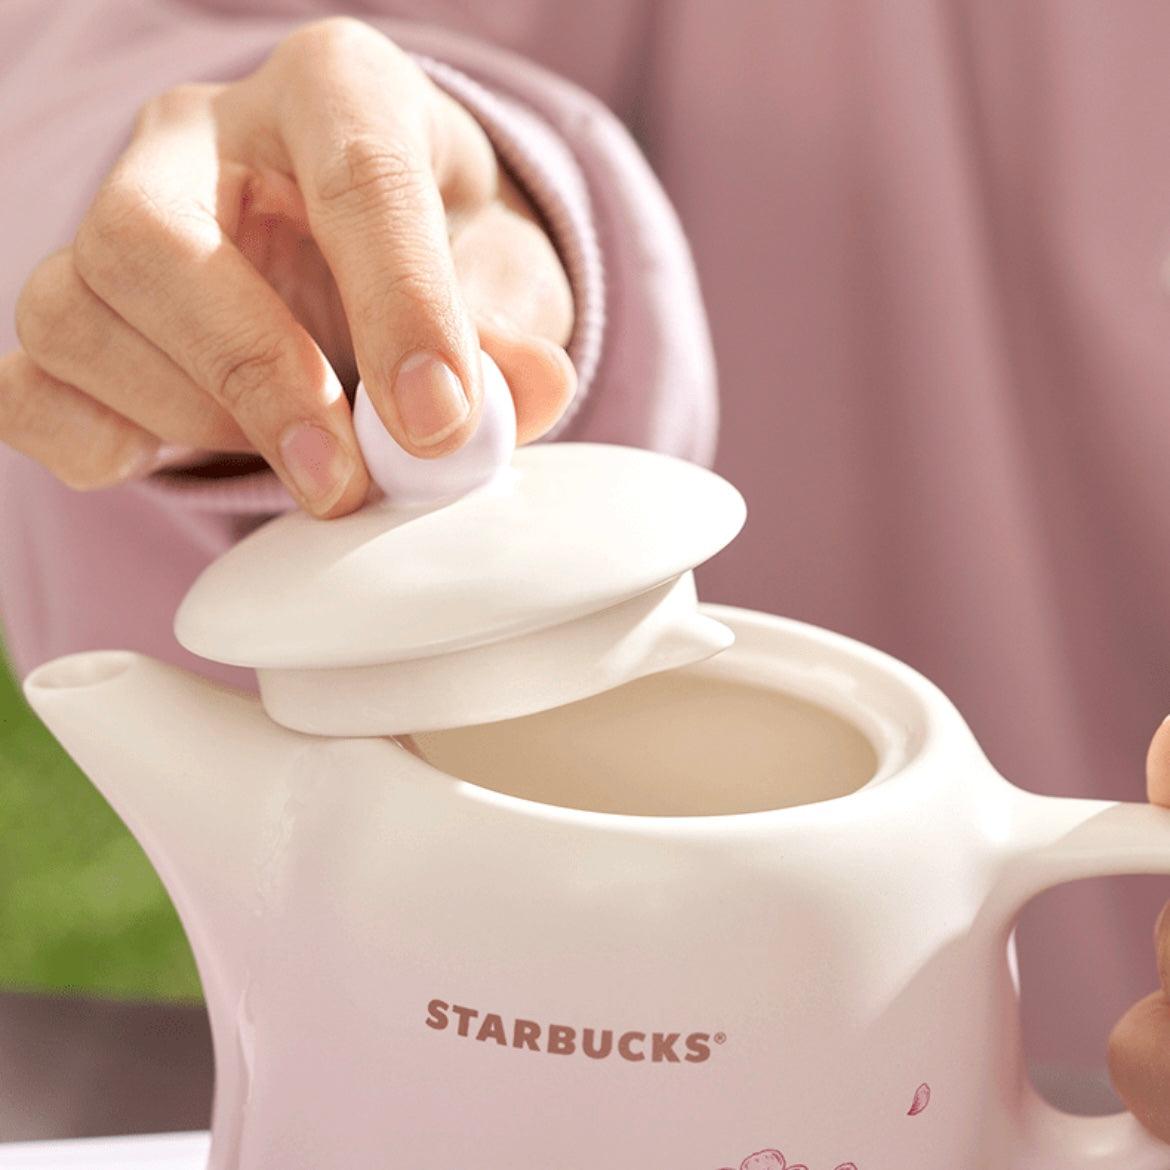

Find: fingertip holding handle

[998,794,1170,1168]
[354,350,516,506]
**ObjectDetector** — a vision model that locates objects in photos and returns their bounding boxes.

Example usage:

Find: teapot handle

[996,793,1170,1169]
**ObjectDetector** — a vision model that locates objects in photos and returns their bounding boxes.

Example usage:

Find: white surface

[174,442,746,668]
[0,1133,208,1169]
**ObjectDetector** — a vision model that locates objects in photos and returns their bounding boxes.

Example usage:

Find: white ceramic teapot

[22,439,1170,1170]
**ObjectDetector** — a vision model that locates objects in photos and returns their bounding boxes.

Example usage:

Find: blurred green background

[0,642,201,1001]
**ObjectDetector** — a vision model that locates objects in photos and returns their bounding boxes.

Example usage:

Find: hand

[2,17,574,516]
[1108,717,1170,1138]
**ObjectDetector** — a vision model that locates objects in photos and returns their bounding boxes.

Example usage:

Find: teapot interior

[413,666,879,817]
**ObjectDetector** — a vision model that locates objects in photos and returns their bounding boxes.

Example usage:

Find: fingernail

[392,351,470,447]
[278,422,355,513]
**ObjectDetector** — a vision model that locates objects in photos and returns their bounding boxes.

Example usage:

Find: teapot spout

[22,651,307,1004]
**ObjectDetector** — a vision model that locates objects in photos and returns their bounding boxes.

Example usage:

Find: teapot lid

[175,443,746,735]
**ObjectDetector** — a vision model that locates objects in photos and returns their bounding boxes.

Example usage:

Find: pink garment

[2,0,1169,1080]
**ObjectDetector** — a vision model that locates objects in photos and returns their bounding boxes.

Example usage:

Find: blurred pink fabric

[3,0,1170,1095]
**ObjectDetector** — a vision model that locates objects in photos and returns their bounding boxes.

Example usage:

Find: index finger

[258,22,498,456]
[72,88,368,517]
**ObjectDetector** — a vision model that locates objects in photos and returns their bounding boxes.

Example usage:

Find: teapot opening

[25,649,137,691]
[413,664,880,818]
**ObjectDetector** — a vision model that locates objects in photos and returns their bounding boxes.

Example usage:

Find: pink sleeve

[0,3,715,679]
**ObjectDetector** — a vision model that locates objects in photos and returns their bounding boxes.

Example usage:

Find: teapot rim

[394,605,975,830]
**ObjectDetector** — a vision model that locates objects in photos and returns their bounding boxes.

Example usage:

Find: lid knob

[353,351,516,506]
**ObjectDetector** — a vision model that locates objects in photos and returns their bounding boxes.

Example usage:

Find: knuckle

[205,333,289,411]
[313,136,428,210]
[278,16,389,69]
[76,182,215,297]
[384,264,448,317]
[74,184,159,290]
[354,258,449,338]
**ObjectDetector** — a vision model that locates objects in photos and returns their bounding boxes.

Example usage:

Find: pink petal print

[833,1164,859,1170]
[740,1152,788,1170]
[907,1082,931,1116]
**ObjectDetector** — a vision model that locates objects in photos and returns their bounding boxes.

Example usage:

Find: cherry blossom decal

[718,1151,806,1170]
[720,1150,861,1170]
[717,1083,930,1169]
[716,1155,862,1170]
[907,1083,931,1116]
